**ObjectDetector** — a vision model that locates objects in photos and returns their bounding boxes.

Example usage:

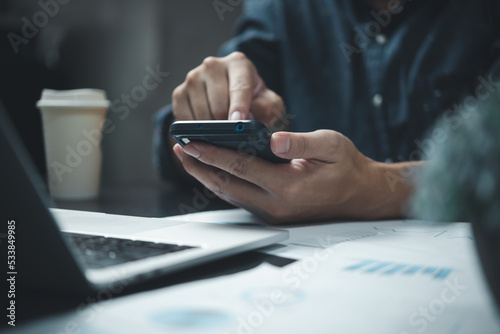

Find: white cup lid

[37,89,111,108]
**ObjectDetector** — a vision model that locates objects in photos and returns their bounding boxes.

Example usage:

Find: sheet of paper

[259,236,500,334]
[261,218,472,260]
[48,230,500,334]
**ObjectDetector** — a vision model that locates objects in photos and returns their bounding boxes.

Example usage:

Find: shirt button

[372,94,383,107]
[375,34,387,45]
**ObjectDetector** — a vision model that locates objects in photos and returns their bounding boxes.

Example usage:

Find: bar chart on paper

[344,259,453,280]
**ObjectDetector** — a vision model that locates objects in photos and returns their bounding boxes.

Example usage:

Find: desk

[5,182,500,333]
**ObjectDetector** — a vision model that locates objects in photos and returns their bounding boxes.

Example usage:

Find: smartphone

[169,120,290,163]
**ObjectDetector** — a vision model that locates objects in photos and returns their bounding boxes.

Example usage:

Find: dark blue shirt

[154,0,500,182]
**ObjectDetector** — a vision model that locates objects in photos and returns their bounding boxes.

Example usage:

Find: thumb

[270,130,341,162]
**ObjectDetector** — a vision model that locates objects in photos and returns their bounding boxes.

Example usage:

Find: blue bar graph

[435,268,453,279]
[345,259,377,270]
[404,265,424,275]
[344,260,452,280]
[383,264,407,275]
[423,267,439,275]
[364,262,393,273]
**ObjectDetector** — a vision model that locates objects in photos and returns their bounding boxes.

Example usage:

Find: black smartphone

[169,120,290,163]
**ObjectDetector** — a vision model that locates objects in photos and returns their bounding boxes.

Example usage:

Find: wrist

[356,159,419,220]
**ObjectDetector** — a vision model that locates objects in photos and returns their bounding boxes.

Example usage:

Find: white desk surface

[22,209,500,333]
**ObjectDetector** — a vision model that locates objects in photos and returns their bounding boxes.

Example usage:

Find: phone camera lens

[235,123,245,132]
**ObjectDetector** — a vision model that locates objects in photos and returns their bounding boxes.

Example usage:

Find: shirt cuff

[152,104,185,185]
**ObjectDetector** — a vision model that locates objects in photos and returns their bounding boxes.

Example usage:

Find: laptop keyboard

[64,233,197,269]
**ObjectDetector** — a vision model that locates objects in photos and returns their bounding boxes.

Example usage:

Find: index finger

[182,141,282,191]
[227,60,257,121]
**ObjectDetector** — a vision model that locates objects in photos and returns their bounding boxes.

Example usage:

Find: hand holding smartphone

[169,120,290,164]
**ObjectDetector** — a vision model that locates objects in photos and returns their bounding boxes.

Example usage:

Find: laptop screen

[0,102,94,312]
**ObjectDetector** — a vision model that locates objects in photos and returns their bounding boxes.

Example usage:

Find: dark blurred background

[0,0,241,187]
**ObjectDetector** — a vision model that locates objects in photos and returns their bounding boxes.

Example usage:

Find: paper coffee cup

[37,89,110,200]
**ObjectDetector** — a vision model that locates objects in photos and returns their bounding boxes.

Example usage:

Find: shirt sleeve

[484,0,500,80]
[152,103,183,184]
[218,0,282,95]
[153,0,282,183]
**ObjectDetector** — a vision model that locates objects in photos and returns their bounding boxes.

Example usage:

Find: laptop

[0,102,287,301]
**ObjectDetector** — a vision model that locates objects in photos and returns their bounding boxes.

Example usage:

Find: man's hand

[172,130,416,223]
[172,51,284,126]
